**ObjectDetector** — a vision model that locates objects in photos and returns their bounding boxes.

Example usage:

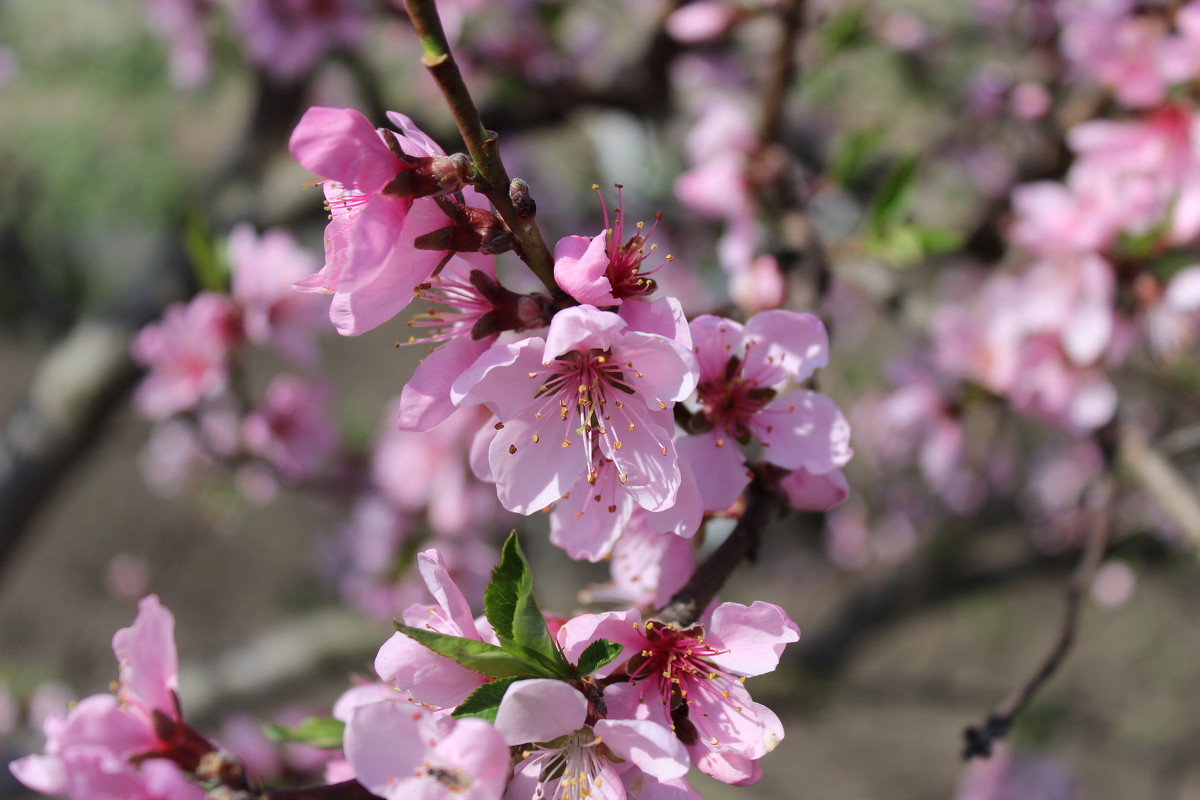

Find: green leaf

[830,127,885,188]
[393,622,556,679]
[263,717,345,750]
[912,225,964,256]
[822,4,871,51]
[183,209,229,293]
[484,533,571,677]
[452,677,524,723]
[866,154,920,237]
[574,639,623,677]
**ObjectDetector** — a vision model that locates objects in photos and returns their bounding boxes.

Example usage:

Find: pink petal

[543,306,627,360]
[704,601,800,677]
[488,414,588,513]
[111,595,178,720]
[756,389,853,472]
[343,701,427,795]
[373,631,486,709]
[452,338,547,421]
[557,609,643,678]
[494,679,587,745]
[424,717,511,798]
[594,719,690,780]
[598,411,681,512]
[676,432,750,512]
[742,310,829,384]
[397,336,495,432]
[619,296,692,347]
[549,470,633,562]
[10,754,67,795]
[689,315,745,382]
[385,111,445,157]
[554,234,617,307]
[617,332,700,407]
[289,107,398,194]
[1166,265,1200,311]
[417,549,479,637]
[779,467,849,512]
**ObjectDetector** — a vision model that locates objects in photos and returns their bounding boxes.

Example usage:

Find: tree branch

[404,0,563,303]
[260,781,377,800]
[961,477,1113,759]
[655,473,781,627]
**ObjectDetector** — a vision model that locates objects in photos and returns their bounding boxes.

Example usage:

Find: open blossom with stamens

[495,679,691,800]
[452,305,698,515]
[553,188,672,307]
[396,254,551,432]
[289,107,491,336]
[548,450,702,562]
[683,311,852,510]
[9,597,210,800]
[558,602,798,784]
[343,699,508,800]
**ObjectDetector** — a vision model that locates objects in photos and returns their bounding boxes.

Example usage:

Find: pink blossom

[234,0,366,84]
[684,311,852,509]
[241,376,339,481]
[1067,106,1200,243]
[394,255,512,433]
[229,223,327,364]
[374,550,490,708]
[553,191,672,307]
[495,680,689,799]
[580,521,695,610]
[778,467,849,512]
[1059,2,1200,108]
[344,700,508,800]
[10,597,211,800]
[290,107,491,336]
[665,1,740,42]
[145,0,215,89]
[547,453,702,562]
[453,305,698,515]
[956,742,1082,800]
[1140,266,1200,358]
[131,293,240,419]
[375,403,503,536]
[729,254,786,313]
[559,602,799,781]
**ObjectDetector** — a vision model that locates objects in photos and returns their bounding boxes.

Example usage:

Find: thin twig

[655,473,780,627]
[404,0,563,303]
[961,477,1113,759]
[758,0,806,147]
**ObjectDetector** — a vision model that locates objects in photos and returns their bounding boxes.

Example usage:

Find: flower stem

[405,0,566,303]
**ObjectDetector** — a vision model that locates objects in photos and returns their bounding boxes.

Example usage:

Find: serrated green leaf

[866,154,920,237]
[394,622,556,679]
[484,533,571,677]
[452,676,524,723]
[574,639,623,677]
[263,716,345,749]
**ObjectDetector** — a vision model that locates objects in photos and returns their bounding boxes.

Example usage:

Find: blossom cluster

[288,105,852,585]
[844,0,1200,535]
[10,541,801,800]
